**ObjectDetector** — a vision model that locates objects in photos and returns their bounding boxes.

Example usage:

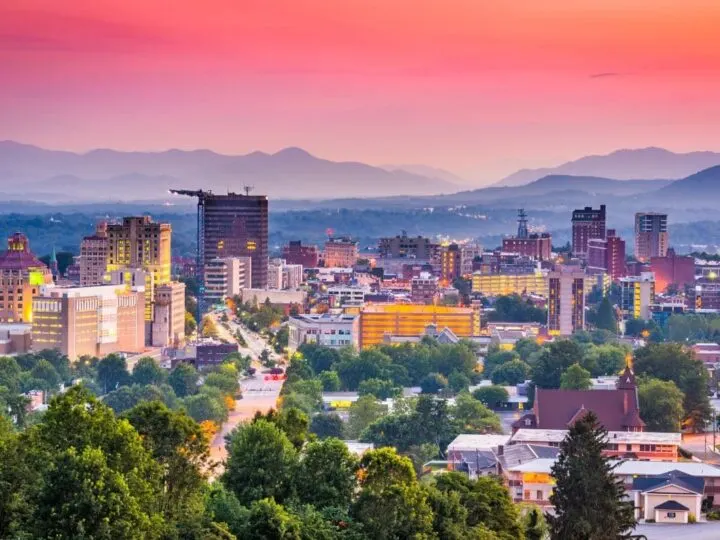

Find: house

[510,429,681,461]
[446,434,511,477]
[512,365,645,432]
[631,471,704,523]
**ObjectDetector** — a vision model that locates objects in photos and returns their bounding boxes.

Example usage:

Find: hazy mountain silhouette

[495,147,720,187]
[0,141,458,199]
[381,164,467,185]
[650,165,720,205]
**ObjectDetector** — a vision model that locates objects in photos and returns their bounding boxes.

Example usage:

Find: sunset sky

[2,0,719,182]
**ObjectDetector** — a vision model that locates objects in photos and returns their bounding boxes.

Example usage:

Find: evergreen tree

[594,296,617,333]
[547,411,635,539]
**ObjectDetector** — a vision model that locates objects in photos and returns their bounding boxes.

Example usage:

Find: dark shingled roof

[632,471,705,495]
[498,444,560,469]
[654,500,690,511]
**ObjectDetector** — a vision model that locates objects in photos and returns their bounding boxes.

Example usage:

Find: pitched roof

[632,471,705,495]
[654,500,690,511]
[498,444,560,469]
[533,388,645,431]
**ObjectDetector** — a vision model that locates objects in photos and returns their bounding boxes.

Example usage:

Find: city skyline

[2,1,720,181]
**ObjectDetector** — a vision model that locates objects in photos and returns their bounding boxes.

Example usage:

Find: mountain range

[494,147,720,187]
[0,141,459,200]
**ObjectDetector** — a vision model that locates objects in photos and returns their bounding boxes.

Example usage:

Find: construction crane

[168,189,212,327]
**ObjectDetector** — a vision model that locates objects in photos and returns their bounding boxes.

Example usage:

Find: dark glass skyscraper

[203,192,268,289]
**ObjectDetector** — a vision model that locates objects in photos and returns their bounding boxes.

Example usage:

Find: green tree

[310,413,345,439]
[0,356,22,392]
[346,395,387,439]
[337,349,393,390]
[204,372,240,396]
[205,484,249,538]
[638,378,685,432]
[352,448,434,539]
[420,372,449,394]
[472,386,509,409]
[633,343,712,430]
[581,344,628,376]
[594,296,617,333]
[358,378,401,399]
[514,338,541,361]
[548,411,635,539]
[452,392,503,434]
[96,354,130,394]
[488,294,546,323]
[240,498,302,540]
[318,370,341,391]
[434,472,523,540]
[296,438,359,509]
[182,393,227,424]
[124,401,213,534]
[29,359,61,392]
[491,359,530,386]
[223,419,298,505]
[22,387,164,538]
[132,357,166,386]
[448,370,471,394]
[201,316,219,338]
[560,363,592,390]
[185,311,197,336]
[298,343,341,374]
[168,363,199,398]
[520,504,548,540]
[531,340,583,389]
[104,385,141,414]
[482,349,520,379]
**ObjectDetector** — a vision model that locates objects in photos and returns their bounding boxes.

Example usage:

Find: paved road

[681,433,720,464]
[633,521,720,539]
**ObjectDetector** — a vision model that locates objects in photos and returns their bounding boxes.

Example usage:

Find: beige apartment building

[32,285,145,361]
[79,222,109,286]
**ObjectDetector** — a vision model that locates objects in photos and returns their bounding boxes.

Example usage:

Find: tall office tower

[634,212,668,262]
[620,272,655,320]
[79,221,109,286]
[571,205,606,260]
[283,241,319,268]
[152,281,186,347]
[0,233,53,323]
[378,231,434,259]
[203,192,269,289]
[440,243,462,282]
[548,267,586,335]
[323,236,359,267]
[106,216,172,321]
[32,284,145,361]
[502,209,553,260]
[587,229,626,280]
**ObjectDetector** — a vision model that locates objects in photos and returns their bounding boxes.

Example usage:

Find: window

[625,444,632,452]
[523,490,530,500]
[667,512,676,518]
[536,490,543,501]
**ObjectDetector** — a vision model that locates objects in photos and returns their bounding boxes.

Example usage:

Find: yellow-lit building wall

[359,304,480,349]
[471,273,548,297]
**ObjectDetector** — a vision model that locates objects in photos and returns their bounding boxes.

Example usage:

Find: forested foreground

[0,387,543,540]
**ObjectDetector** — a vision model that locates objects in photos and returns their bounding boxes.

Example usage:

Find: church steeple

[616,362,637,390]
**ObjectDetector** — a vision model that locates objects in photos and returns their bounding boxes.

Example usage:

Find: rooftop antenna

[517,209,529,239]
[243,185,254,196]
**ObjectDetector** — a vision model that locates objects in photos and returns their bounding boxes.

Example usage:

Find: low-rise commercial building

[324,237,359,268]
[0,323,32,354]
[151,281,186,347]
[205,257,252,305]
[472,272,548,297]
[620,272,655,320]
[357,304,480,349]
[288,313,358,352]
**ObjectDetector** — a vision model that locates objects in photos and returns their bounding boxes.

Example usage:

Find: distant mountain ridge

[495,147,720,187]
[0,141,459,200]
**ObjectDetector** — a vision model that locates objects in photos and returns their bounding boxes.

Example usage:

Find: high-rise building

[202,192,269,289]
[695,275,720,311]
[460,244,484,275]
[502,209,552,260]
[0,233,53,323]
[571,205,606,260]
[323,236,359,268]
[587,229,626,280]
[32,284,145,361]
[650,249,695,293]
[152,281,186,347]
[204,257,252,305]
[440,243,462,282]
[283,241,319,268]
[79,222,109,286]
[635,213,668,262]
[548,267,586,335]
[357,304,480,349]
[620,272,655,320]
[283,264,303,290]
[106,216,172,321]
[378,232,434,259]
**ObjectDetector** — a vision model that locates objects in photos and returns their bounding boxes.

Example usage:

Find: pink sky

[1,0,720,182]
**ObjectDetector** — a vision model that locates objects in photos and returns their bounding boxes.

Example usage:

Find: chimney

[497,445,504,456]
